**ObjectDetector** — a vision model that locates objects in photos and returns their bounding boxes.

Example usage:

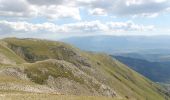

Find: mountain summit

[0,38,168,100]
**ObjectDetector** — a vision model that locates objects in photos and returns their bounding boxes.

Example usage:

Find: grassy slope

[0,93,125,100]
[0,38,168,100]
[87,54,167,100]
[0,40,26,65]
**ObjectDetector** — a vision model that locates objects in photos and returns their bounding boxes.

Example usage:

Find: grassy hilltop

[0,38,169,100]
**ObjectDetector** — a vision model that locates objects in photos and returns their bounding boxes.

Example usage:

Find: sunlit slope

[0,38,168,100]
[0,40,26,65]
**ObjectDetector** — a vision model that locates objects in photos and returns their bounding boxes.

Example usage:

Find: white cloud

[0,20,154,36]
[63,21,109,32]
[0,0,80,20]
[81,0,170,17]
[107,21,154,32]
[89,8,107,15]
[27,0,64,5]
[0,0,169,20]
[0,0,37,18]
[0,0,169,39]
[0,20,64,34]
[38,5,81,20]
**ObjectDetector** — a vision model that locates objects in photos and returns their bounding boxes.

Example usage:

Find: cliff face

[0,38,168,100]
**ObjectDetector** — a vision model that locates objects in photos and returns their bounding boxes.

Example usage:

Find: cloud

[38,5,81,20]
[0,0,36,18]
[0,20,63,34]
[63,21,109,32]
[114,0,170,17]
[0,0,80,20]
[89,8,107,15]
[0,0,169,20]
[27,0,64,5]
[107,21,154,31]
[81,0,170,17]
[0,20,154,36]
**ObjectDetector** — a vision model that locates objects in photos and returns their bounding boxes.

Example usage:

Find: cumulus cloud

[63,21,109,32]
[0,20,154,35]
[107,21,154,31]
[27,0,64,5]
[0,0,36,18]
[81,0,170,17]
[0,0,169,38]
[0,20,63,34]
[0,0,80,20]
[0,0,169,20]
[38,5,81,20]
[114,0,170,17]
[89,8,107,15]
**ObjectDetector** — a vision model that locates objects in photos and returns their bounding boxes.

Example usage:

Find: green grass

[0,93,126,100]
[83,53,167,100]
[0,41,26,64]
[0,38,169,100]
[0,75,28,84]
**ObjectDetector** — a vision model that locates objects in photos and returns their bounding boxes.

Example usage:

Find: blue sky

[0,0,170,39]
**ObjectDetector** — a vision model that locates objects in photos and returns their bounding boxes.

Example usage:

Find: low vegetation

[0,38,169,100]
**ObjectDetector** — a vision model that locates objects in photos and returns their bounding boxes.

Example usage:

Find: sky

[0,0,170,39]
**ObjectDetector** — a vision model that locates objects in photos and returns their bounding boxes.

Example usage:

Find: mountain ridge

[0,37,169,100]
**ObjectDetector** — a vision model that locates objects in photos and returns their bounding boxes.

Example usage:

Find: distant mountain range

[62,35,170,55]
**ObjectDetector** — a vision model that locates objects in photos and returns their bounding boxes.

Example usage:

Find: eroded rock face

[99,84,117,97]
[46,76,94,95]
[46,76,117,97]
[0,67,56,93]
[50,46,92,67]
[9,45,48,62]
[42,60,117,97]
[0,67,28,80]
